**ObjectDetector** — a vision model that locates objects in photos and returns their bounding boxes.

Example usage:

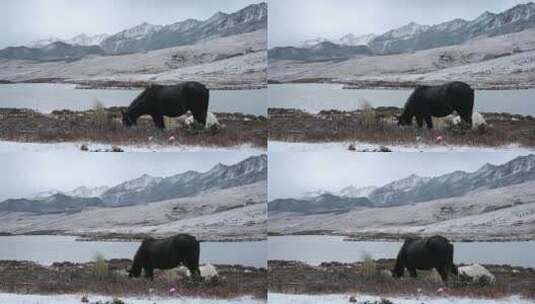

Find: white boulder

[458,264,495,283]
[199,264,219,279]
[472,112,487,128]
[182,112,219,128]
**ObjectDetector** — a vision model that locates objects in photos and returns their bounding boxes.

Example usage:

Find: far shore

[0,231,267,243]
[267,79,535,90]
[267,232,535,242]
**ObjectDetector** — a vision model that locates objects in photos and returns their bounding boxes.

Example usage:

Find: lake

[0,84,267,116]
[269,83,535,116]
[0,235,267,267]
[268,236,535,268]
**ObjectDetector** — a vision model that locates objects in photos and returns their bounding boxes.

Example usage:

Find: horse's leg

[144,266,154,280]
[415,116,424,128]
[408,266,418,278]
[151,114,165,129]
[424,116,433,129]
[437,266,448,282]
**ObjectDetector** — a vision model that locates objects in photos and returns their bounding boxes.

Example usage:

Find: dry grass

[0,108,267,149]
[0,259,267,299]
[268,260,535,299]
[269,108,535,148]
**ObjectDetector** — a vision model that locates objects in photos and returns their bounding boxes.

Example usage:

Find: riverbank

[267,232,535,243]
[0,108,267,150]
[0,293,263,304]
[268,260,535,299]
[0,259,267,299]
[268,108,535,150]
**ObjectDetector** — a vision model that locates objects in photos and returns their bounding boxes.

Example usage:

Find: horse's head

[397,113,412,126]
[127,265,141,278]
[121,109,135,127]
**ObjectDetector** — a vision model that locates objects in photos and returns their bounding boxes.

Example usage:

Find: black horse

[128,234,201,280]
[122,82,209,129]
[398,81,474,128]
[392,235,458,282]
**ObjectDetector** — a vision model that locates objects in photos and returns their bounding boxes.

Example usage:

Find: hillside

[268,155,535,240]
[0,155,267,240]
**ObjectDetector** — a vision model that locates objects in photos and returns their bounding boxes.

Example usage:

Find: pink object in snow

[168,136,176,143]
[169,287,177,295]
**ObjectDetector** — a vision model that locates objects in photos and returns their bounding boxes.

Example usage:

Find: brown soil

[268,108,535,148]
[0,259,267,299]
[0,108,267,149]
[269,260,535,299]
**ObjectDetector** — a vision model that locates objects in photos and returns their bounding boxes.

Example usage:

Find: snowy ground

[268,140,535,153]
[268,293,534,304]
[0,293,264,304]
[0,181,267,240]
[269,28,535,88]
[0,141,266,153]
[0,30,267,88]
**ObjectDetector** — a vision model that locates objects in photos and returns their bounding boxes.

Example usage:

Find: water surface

[0,84,266,115]
[269,84,535,116]
[0,235,267,267]
[268,235,535,267]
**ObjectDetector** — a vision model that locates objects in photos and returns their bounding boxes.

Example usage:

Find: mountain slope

[368,2,535,54]
[269,194,372,216]
[0,42,104,61]
[101,2,267,54]
[100,154,267,206]
[0,155,267,214]
[268,41,371,61]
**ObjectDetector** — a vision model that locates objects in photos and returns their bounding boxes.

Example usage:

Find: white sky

[0,0,261,48]
[0,152,260,201]
[268,0,531,47]
[268,152,531,200]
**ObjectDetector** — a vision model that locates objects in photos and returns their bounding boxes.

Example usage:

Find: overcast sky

[0,152,260,201]
[268,152,531,200]
[269,0,530,47]
[0,0,259,48]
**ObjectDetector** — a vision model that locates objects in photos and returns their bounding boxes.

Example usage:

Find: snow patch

[0,293,261,304]
[458,264,496,283]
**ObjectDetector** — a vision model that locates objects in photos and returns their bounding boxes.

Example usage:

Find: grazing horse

[392,235,458,282]
[122,82,209,129]
[128,234,201,280]
[398,81,474,128]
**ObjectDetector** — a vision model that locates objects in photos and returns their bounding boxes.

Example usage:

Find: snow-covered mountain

[337,33,377,46]
[4,3,266,61]
[66,33,110,46]
[369,154,535,206]
[100,2,267,54]
[270,155,535,214]
[0,155,267,213]
[369,2,535,54]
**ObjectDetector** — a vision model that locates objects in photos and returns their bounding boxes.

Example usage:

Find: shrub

[93,253,109,280]
[92,99,112,129]
[359,100,379,128]
[361,253,377,279]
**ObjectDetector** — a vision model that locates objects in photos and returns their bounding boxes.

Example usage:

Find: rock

[81,295,89,303]
[349,295,357,303]
[110,146,124,152]
[206,112,220,128]
[472,112,487,128]
[348,144,356,151]
[458,264,496,284]
[200,264,218,279]
[80,144,89,151]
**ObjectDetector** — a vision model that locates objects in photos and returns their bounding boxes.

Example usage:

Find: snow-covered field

[0,30,267,88]
[0,141,266,153]
[269,29,535,88]
[0,293,264,304]
[269,181,535,240]
[268,293,535,304]
[268,141,535,153]
[0,181,267,240]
